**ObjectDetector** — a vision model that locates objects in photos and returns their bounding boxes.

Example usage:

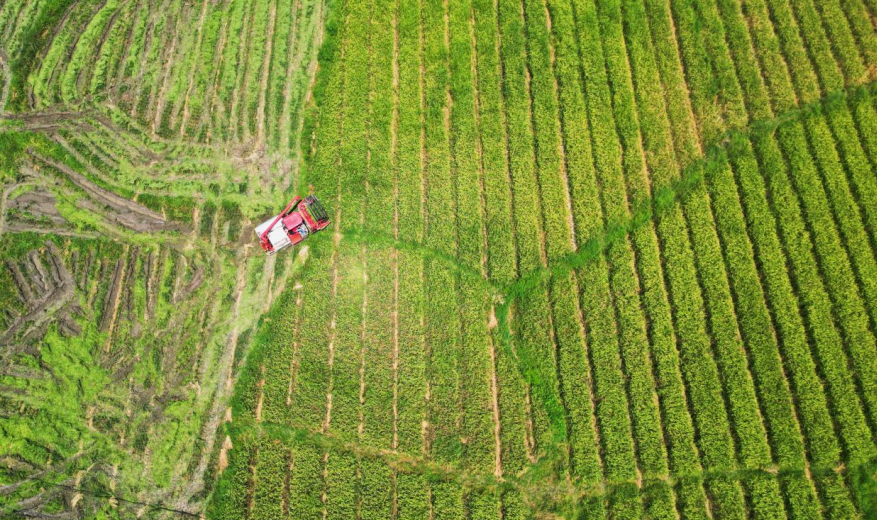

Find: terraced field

[4,0,877,518]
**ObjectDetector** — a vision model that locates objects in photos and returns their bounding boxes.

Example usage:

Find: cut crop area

[4,0,877,517]
[0,0,326,517]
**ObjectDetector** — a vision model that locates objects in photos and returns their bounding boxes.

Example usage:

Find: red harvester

[255,195,330,254]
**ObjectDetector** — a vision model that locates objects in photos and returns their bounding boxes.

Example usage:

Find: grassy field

[3,0,877,517]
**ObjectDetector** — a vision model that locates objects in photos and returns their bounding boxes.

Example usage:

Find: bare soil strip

[0,49,10,116]
[0,242,76,345]
[29,150,170,231]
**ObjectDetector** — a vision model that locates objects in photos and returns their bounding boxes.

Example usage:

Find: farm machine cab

[255,195,330,254]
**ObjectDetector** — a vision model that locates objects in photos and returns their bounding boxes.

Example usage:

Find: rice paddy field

[3,0,877,518]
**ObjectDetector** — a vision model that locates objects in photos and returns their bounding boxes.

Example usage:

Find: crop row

[594,0,728,514]
[8,0,322,152]
[668,0,872,514]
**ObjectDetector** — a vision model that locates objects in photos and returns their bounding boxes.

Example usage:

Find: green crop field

[3,0,877,517]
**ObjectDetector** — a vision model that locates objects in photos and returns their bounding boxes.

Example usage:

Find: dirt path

[0,49,10,117]
[28,150,170,232]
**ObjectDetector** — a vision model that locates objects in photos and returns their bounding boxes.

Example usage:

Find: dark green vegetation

[4,0,877,517]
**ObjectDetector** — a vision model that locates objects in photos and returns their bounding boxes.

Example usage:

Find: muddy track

[28,150,173,233]
[7,185,67,228]
[4,110,93,132]
[0,242,76,345]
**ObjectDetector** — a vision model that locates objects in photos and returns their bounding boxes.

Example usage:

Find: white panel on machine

[255,216,292,252]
